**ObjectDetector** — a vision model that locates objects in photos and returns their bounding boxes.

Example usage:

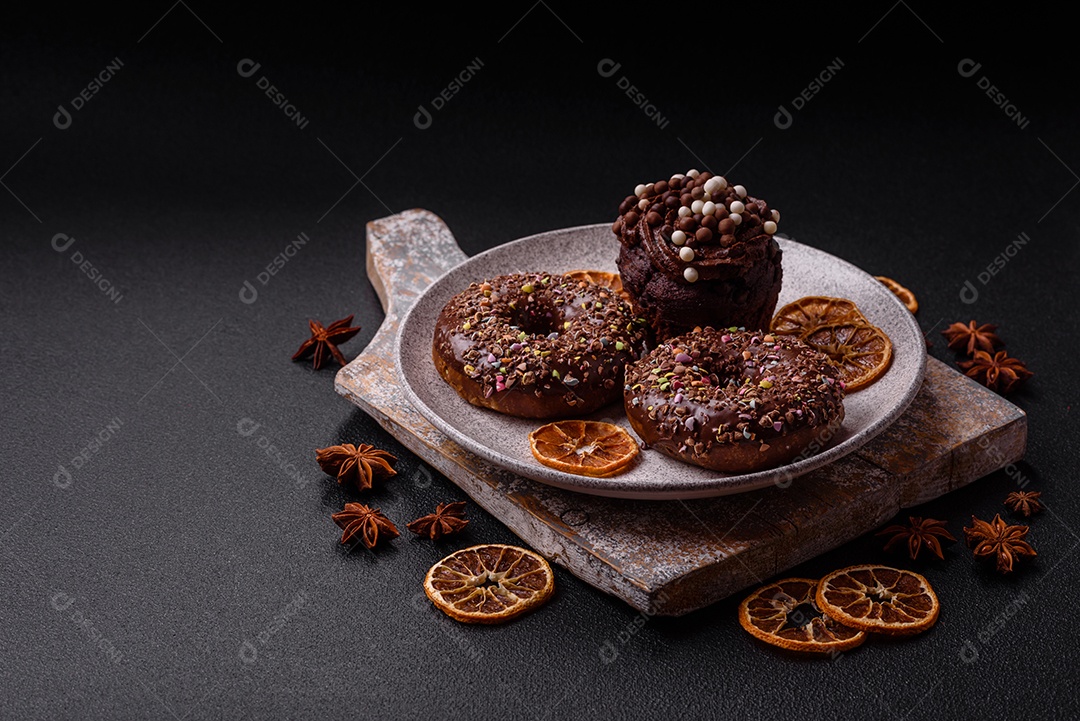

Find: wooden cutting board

[335,209,1027,616]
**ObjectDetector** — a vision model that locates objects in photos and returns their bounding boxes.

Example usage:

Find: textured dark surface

[1,6,1077,721]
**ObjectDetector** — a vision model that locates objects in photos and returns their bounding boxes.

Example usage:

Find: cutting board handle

[365,209,467,315]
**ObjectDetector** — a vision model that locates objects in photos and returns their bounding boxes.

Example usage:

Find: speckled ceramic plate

[396,224,925,500]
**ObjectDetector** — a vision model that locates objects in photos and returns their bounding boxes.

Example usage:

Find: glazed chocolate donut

[613,170,783,339]
[433,272,650,419]
[624,328,845,473]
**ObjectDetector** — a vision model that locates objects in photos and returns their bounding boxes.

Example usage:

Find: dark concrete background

[1,5,1077,719]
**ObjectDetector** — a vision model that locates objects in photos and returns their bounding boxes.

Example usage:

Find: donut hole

[508,298,564,338]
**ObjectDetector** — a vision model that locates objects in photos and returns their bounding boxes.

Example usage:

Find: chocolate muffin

[612,169,783,339]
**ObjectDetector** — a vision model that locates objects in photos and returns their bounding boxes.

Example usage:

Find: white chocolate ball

[763,220,777,234]
[679,246,695,262]
[635,184,647,198]
[734,184,747,198]
[683,267,699,282]
[702,201,716,216]
[687,168,700,178]
[678,206,692,218]
[691,199,704,214]
[730,213,743,226]
[729,200,745,214]
[671,230,687,246]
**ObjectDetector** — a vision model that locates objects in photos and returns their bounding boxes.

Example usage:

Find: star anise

[1004,490,1043,517]
[876,516,956,560]
[292,314,362,369]
[964,514,1036,573]
[941,321,1002,356]
[331,503,399,548]
[316,443,397,491]
[407,501,469,540]
[958,350,1033,394]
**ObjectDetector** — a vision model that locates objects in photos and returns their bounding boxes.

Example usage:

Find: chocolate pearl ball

[624,211,639,227]
[612,218,623,234]
[646,211,662,226]
[695,227,713,243]
[718,218,735,235]
[669,177,682,190]
[720,233,736,246]
[690,187,704,200]
[654,180,668,194]
[664,194,680,209]
[678,217,696,232]
[680,193,693,207]
[661,224,674,239]
[619,198,635,214]
[701,214,718,230]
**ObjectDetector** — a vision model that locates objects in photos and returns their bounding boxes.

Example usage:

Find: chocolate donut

[613,170,783,338]
[433,272,650,419]
[624,328,845,473]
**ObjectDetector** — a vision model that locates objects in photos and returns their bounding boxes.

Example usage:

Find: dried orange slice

[770,296,865,338]
[565,269,630,301]
[875,276,918,314]
[739,578,866,654]
[423,544,555,624]
[529,420,639,477]
[802,322,893,391]
[815,564,939,636]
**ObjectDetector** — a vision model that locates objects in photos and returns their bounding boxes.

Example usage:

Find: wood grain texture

[335,209,1028,616]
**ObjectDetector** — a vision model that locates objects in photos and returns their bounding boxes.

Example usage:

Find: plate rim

[395,222,926,500]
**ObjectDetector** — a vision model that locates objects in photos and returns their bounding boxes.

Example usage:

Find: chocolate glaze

[624,328,845,472]
[433,272,650,418]
[612,171,783,338]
